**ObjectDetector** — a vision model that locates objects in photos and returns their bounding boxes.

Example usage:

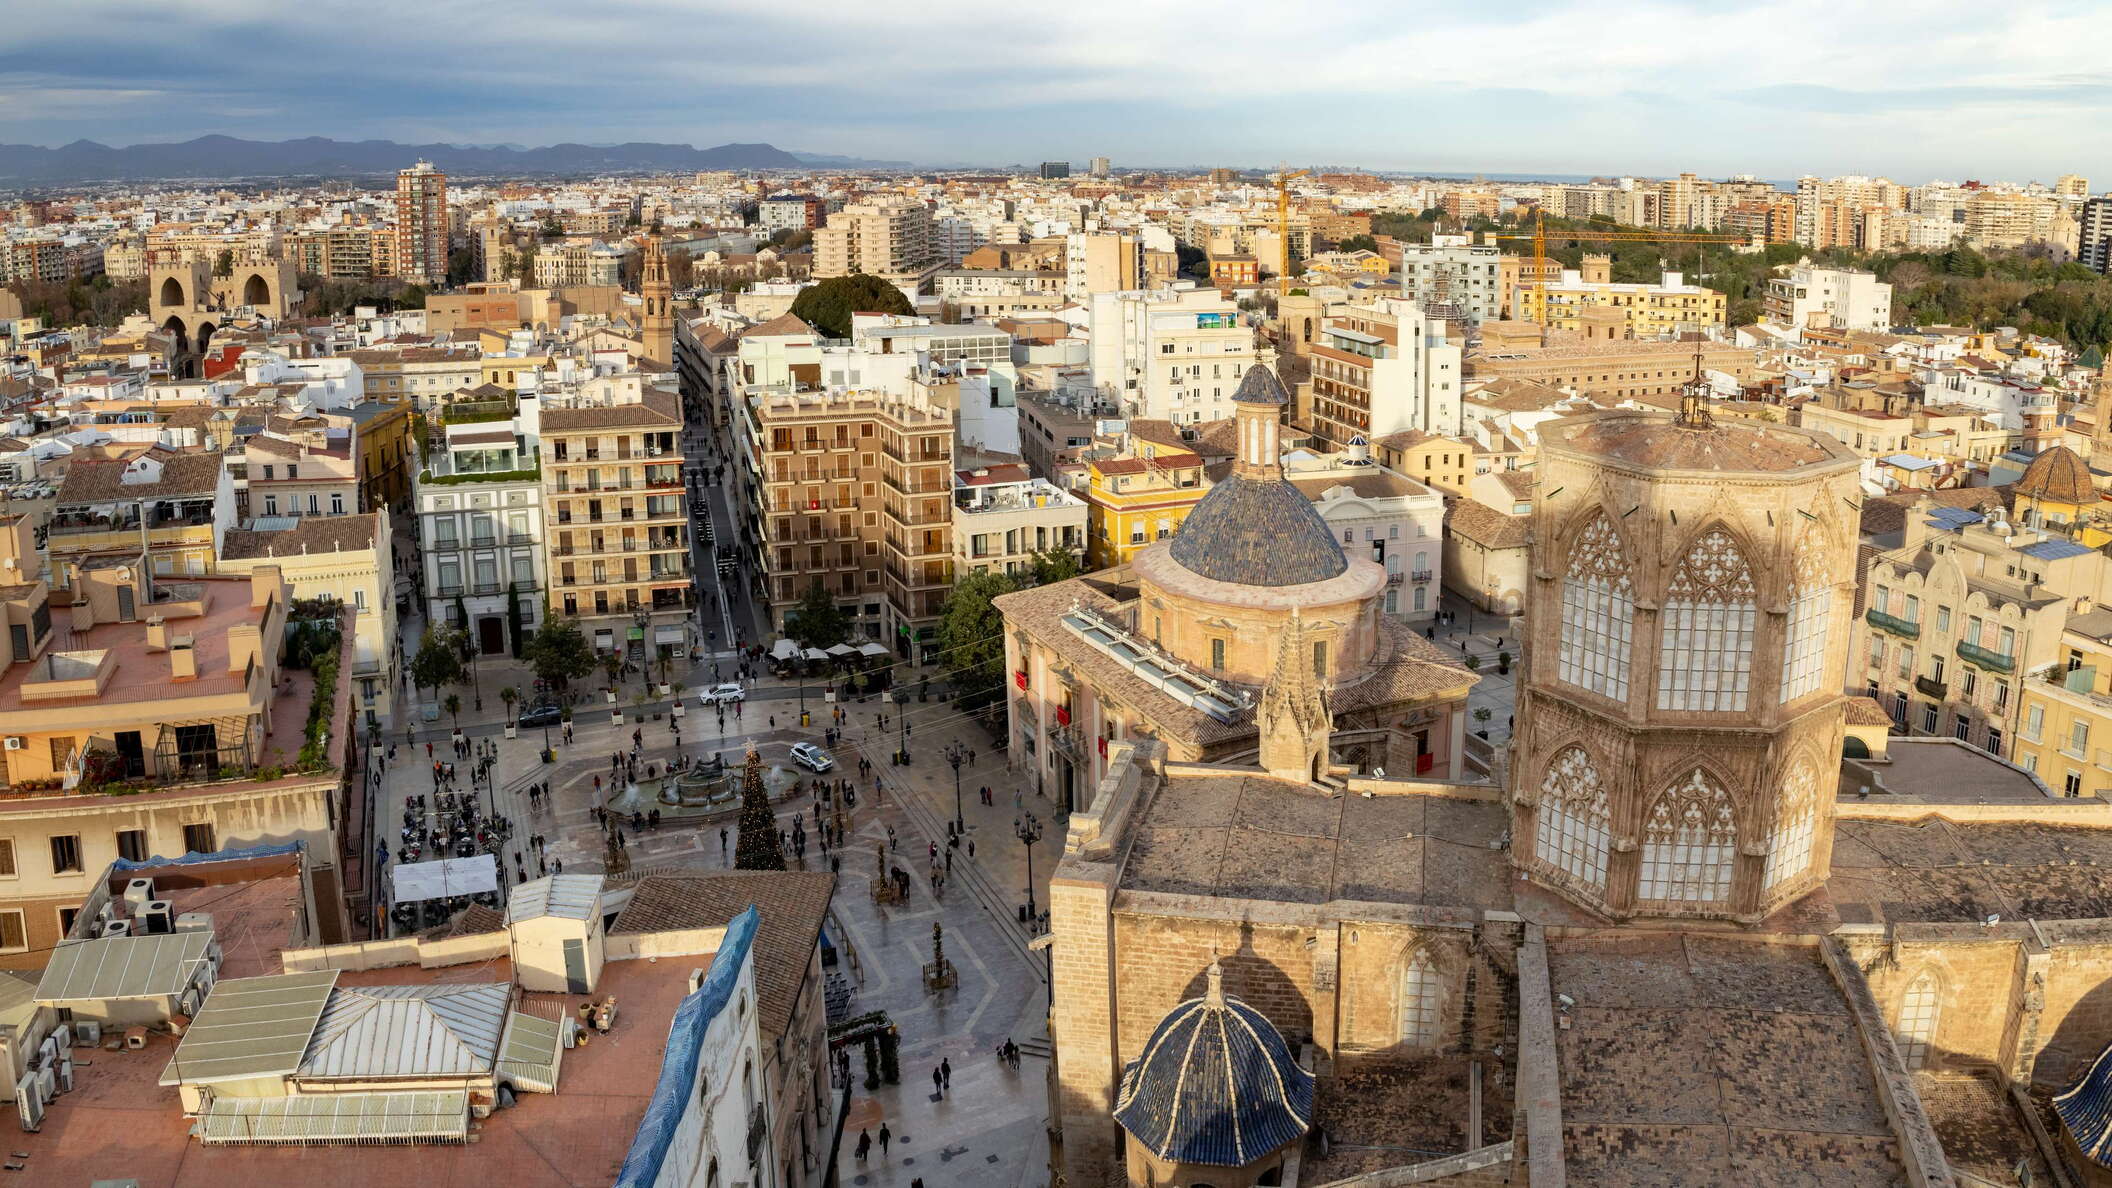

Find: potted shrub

[1464,653,1481,672]
[673,683,687,718]
[1498,650,1512,675]
[501,686,519,739]
[1473,706,1493,739]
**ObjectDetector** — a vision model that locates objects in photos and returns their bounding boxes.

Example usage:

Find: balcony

[1957,641,2014,673]
[885,501,949,527]
[1914,675,1947,699]
[1048,721,1083,759]
[1410,570,1433,583]
[1866,608,1920,639]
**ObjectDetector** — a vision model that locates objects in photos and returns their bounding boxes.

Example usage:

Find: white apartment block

[1087,286,1258,424]
[1395,235,1501,325]
[953,465,1086,579]
[414,398,547,656]
[1764,266,1894,333]
[1283,445,1444,621]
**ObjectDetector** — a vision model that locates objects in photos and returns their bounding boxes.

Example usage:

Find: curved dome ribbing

[1113,972,1314,1167]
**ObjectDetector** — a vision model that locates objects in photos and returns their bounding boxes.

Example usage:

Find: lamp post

[945,742,966,832]
[1015,811,1043,920]
[895,690,910,764]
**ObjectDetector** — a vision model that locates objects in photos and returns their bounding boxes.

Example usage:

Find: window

[2071,721,2091,757]
[1535,747,1610,892]
[1764,762,1818,891]
[1312,640,1328,679]
[1557,512,1634,702]
[2026,704,2045,741]
[1936,605,1951,633]
[1896,974,1939,1070]
[115,830,146,863]
[2000,626,2016,656]
[1868,636,1885,669]
[1638,769,1735,904]
[182,823,215,855]
[1657,528,1755,712]
[1986,727,2003,758]
[1954,715,1971,742]
[50,834,82,875]
[1921,703,1939,733]
[2066,770,2084,797]
[1780,530,1829,703]
[1903,594,1918,624]
[1210,639,1225,671]
[0,910,21,953]
[1995,682,2010,711]
[1961,669,1976,698]
[330,492,344,514]
[1898,646,1914,680]
[1400,951,1440,1047]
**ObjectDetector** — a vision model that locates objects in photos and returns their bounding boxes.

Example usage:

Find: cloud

[0,0,2106,178]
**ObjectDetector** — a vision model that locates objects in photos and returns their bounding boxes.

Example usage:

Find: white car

[698,683,746,705]
[789,743,835,773]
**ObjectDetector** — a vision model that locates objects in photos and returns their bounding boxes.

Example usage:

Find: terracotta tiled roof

[539,390,682,432]
[2018,445,2096,505]
[1842,695,1891,726]
[56,452,222,504]
[221,513,380,560]
[1858,486,2011,537]
[609,870,833,1040]
[742,312,815,339]
[1447,498,1529,550]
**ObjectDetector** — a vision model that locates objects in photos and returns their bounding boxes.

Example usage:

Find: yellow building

[2012,620,2112,798]
[1082,446,1208,570]
[481,353,553,393]
[341,398,415,512]
[539,390,692,654]
[1515,268,1726,336]
[48,450,230,590]
[1371,430,1476,496]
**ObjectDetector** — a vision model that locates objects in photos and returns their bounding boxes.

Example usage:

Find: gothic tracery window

[1658,527,1756,712]
[1896,973,1940,1070]
[1536,746,1610,892]
[1400,950,1440,1047]
[1638,768,1737,904]
[1558,511,1634,702]
[1763,760,1818,891]
[1780,523,1831,704]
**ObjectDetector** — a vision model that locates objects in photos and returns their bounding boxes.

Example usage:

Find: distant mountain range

[0,136,911,184]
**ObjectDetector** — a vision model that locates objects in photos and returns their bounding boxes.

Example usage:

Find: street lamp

[895,690,910,765]
[945,742,966,832]
[1015,811,1043,921]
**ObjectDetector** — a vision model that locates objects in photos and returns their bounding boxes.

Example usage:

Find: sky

[3,0,2109,182]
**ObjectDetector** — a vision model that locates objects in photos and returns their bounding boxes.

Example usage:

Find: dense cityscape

[2,119,2112,1188]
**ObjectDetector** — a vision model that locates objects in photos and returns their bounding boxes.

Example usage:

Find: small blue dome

[1113,963,1314,1167]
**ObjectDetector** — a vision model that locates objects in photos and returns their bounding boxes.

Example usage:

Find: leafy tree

[410,625,465,696]
[784,580,850,649]
[1025,548,1081,586]
[447,247,479,288]
[396,283,427,310]
[789,273,912,337]
[500,685,519,722]
[1335,233,1379,254]
[540,218,565,241]
[936,569,1018,711]
[524,619,595,690]
[734,748,786,870]
[506,583,525,657]
[213,249,235,278]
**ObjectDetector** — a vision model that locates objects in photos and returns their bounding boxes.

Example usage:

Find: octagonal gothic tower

[1510,404,1862,923]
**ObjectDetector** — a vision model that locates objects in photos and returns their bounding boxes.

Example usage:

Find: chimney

[145,615,168,651]
[170,635,196,681]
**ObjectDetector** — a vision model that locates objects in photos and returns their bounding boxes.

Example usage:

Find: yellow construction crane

[1491,209,1753,324]
[1273,167,1310,298]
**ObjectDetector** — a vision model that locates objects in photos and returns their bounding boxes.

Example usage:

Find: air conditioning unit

[50,1024,69,1051]
[50,1050,70,1095]
[123,878,155,910]
[174,912,213,934]
[141,901,174,935]
[14,1072,42,1132]
[1,737,21,751]
[72,1021,99,1048]
[101,920,131,938]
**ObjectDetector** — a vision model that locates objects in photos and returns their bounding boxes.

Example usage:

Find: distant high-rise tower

[394,160,448,285]
[1040,161,1070,180]
[2082,197,2112,275]
[1089,157,1111,178]
[640,235,672,365]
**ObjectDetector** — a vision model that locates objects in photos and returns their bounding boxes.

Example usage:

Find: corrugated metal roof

[298,984,508,1079]
[195,1090,469,1146]
[507,873,603,923]
[497,1010,566,1094]
[0,970,39,1033]
[36,932,213,1003]
[160,970,339,1087]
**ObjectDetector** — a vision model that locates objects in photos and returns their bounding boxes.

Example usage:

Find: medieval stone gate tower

[1510,401,1863,922]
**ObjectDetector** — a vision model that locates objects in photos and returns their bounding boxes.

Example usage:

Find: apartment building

[934,269,1064,319]
[1765,265,1894,332]
[1064,233,1143,300]
[243,428,359,520]
[1964,190,2066,249]
[2082,197,2112,275]
[953,463,1086,579]
[1282,446,1444,620]
[394,160,448,284]
[219,511,398,725]
[532,239,625,289]
[345,346,483,407]
[2013,612,2112,796]
[416,395,547,656]
[287,224,389,279]
[49,451,232,591]
[1081,443,1208,570]
[1515,268,1726,336]
[743,389,955,657]
[1395,235,1502,325]
[1306,298,1464,445]
[538,390,690,657]
[1087,286,1258,424]
[812,196,938,288]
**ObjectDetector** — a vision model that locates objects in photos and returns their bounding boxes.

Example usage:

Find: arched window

[1412,585,1427,612]
[1780,525,1830,704]
[1536,746,1611,892]
[1896,973,1940,1070]
[1764,761,1818,891]
[1558,512,1634,702]
[1657,528,1756,712]
[1400,950,1440,1046]
[1639,769,1737,903]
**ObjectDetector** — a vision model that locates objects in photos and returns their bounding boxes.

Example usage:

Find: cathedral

[1031,364,2112,1187]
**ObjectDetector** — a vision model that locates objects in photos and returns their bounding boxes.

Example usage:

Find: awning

[858,642,889,657]
[391,854,498,903]
[802,646,830,662]
[195,1090,470,1146]
[826,643,857,657]
[37,931,214,1004]
[654,626,684,644]
[771,639,799,660]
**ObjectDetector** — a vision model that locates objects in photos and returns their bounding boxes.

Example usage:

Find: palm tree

[500,686,519,724]
[444,693,461,729]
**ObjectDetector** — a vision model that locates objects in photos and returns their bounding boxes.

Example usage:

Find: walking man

[932,1065,944,1097]
[941,1057,951,1090]
[879,1124,891,1156]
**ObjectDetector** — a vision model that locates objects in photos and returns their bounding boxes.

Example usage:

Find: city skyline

[3,0,2108,182]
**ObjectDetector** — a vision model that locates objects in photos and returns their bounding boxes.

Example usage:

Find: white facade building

[1283,444,1445,621]
[1087,286,1258,424]
[1395,234,1502,325]
[414,397,547,656]
[1764,265,1894,332]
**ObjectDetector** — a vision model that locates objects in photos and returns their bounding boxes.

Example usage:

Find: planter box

[673,704,686,718]
[658,684,671,696]
[611,711,624,725]
[605,691,618,704]
[504,725,517,739]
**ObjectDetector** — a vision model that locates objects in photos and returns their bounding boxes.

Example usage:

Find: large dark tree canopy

[790,273,913,337]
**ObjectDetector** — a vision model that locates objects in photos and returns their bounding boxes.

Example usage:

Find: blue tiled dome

[1113,963,1314,1167]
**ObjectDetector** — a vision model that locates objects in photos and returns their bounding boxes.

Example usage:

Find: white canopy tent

[858,642,890,657]
[771,639,799,661]
[391,854,499,904]
[801,646,830,662]
[826,643,858,657]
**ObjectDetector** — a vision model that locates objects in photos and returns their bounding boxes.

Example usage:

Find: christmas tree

[734,747,786,870]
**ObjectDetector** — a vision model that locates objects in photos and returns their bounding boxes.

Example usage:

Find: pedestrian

[967,838,975,858]
[855,1130,871,1163]
[932,1065,943,1096]
[879,1124,891,1156]
[554,857,563,875]
[945,849,953,875]
[941,1057,951,1088]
